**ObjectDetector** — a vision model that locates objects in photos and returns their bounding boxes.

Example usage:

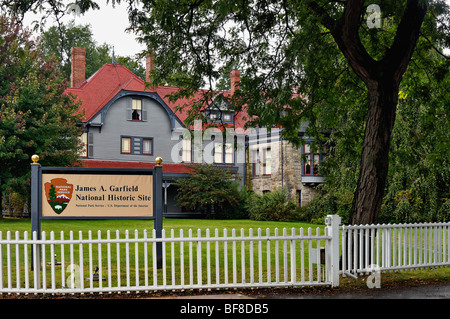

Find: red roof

[65,63,249,131]
[81,159,193,173]
[66,63,151,121]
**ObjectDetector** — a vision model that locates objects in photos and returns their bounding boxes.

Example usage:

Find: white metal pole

[326,215,341,287]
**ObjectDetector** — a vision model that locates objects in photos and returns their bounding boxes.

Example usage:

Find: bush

[296,187,353,224]
[247,188,299,221]
[214,182,250,219]
[176,164,249,219]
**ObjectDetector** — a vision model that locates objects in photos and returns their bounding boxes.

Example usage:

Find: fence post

[30,155,41,285]
[325,215,341,287]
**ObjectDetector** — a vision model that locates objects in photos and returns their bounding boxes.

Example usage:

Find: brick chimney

[70,47,86,88]
[230,69,240,95]
[145,52,155,88]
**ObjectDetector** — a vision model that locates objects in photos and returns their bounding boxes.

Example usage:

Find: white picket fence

[0,215,341,295]
[0,215,449,295]
[341,221,450,277]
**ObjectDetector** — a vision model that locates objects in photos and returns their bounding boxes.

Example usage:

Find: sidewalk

[149,282,450,299]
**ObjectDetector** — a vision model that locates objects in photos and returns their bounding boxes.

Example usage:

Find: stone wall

[249,139,319,207]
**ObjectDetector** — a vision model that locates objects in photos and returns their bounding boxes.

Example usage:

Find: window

[251,146,271,176]
[223,112,233,123]
[214,142,223,164]
[142,139,153,155]
[263,147,271,175]
[303,143,321,175]
[121,136,153,155]
[313,153,320,174]
[79,132,88,157]
[121,137,131,154]
[132,99,142,120]
[251,148,260,176]
[225,142,233,164]
[209,112,218,121]
[213,141,234,164]
[182,137,192,162]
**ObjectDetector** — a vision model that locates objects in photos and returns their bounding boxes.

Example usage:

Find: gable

[65,62,250,133]
[66,63,152,122]
[88,90,185,131]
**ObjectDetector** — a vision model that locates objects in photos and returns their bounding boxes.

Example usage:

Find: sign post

[30,155,41,238]
[30,155,41,279]
[154,157,163,268]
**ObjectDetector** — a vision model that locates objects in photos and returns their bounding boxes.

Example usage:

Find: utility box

[310,247,326,265]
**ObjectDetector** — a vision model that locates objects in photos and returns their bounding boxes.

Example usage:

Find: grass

[0,217,326,291]
[0,217,449,295]
[0,217,323,234]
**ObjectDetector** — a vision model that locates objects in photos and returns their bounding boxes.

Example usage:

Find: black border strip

[39,167,155,220]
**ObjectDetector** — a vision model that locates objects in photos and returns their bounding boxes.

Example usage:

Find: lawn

[0,217,327,292]
[0,217,448,294]
[0,217,323,234]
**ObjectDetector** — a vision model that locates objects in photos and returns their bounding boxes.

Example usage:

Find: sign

[30,156,164,270]
[42,173,153,218]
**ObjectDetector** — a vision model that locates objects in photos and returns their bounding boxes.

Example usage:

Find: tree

[39,21,146,82]
[380,44,450,223]
[126,0,449,225]
[311,1,428,225]
[39,21,110,81]
[304,44,450,224]
[0,16,84,198]
[2,1,448,225]
[175,164,242,218]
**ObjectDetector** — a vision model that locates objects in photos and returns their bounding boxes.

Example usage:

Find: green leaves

[39,22,146,82]
[246,188,299,222]
[0,16,83,195]
[175,164,243,218]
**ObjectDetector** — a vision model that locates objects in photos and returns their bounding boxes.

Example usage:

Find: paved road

[263,283,450,299]
[144,284,448,318]
[152,283,450,299]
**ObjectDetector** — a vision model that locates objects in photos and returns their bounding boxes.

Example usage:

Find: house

[66,47,248,217]
[66,47,326,217]
[248,125,327,207]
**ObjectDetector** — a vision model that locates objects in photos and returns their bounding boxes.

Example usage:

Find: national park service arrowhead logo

[44,178,73,214]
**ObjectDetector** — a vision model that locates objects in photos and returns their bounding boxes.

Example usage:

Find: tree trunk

[349,80,399,225]
[311,0,427,225]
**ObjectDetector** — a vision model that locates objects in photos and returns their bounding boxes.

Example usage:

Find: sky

[24,0,145,59]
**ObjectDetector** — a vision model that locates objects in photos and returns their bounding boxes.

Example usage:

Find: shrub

[296,187,353,224]
[214,182,250,219]
[247,188,298,221]
[176,164,248,219]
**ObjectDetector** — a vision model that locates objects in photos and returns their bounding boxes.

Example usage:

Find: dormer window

[206,110,234,123]
[132,99,142,120]
[209,112,218,121]
[223,112,232,122]
[205,94,234,124]
[127,98,147,121]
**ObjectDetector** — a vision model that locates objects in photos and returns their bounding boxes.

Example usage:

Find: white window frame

[182,137,192,162]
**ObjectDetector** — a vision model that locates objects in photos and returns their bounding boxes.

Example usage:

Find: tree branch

[382,0,428,82]
[308,1,377,85]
